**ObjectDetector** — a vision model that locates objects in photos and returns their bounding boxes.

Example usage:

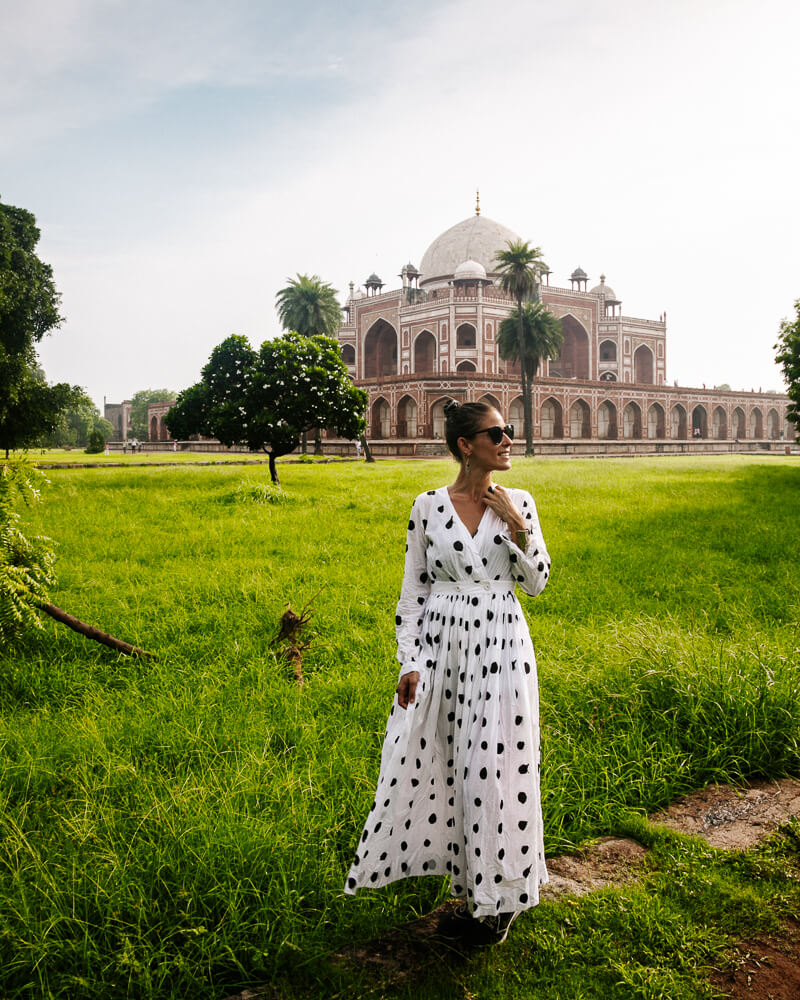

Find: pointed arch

[750,407,763,438]
[150,415,159,441]
[599,339,617,362]
[549,314,589,380]
[732,406,746,439]
[370,396,390,439]
[633,345,654,384]
[341,343,355,366]
[570,398,591,438]
[457,360,476,372]
[767,408,780,439]
[671,404,687,439]
[413,329,436,374]
[397,394,418,438]
[429,396,451,441]
[647,402,666,439]
[623,401,642,438]
[363,319,398,378]
[692,404,708,439]
[598,400,618,439]
[712,405,728,440]
[541,397,564,439]
[509,397,523,440]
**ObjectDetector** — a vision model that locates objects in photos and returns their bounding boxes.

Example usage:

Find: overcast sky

[3,0,798,409]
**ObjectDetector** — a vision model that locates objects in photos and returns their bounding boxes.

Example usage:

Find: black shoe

[437,905,518,947]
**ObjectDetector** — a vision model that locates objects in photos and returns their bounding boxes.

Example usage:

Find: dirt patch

[541,836,648,899]
[649,778,800,850]
[708,920,800,1000]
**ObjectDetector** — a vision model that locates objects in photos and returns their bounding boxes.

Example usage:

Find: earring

[465,455,471,474]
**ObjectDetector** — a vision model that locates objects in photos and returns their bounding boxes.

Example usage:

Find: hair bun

[443,399,459,416]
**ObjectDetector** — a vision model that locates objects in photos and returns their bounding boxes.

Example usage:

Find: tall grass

[0,455,798,998]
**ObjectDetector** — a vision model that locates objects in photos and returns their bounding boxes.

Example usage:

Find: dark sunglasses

[472,424,514,445]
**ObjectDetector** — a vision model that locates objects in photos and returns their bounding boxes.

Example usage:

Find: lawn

[1,455,799,999]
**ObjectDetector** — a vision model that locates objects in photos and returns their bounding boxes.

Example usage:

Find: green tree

[275,274,345,454]
[165,332,367,483]
[128,388,175,441]
[494,240,548,455]
[42,389,113,448]
[275,274,343,339]
[498,303,564,446]
[775,299,800,440]
[0,199,79,458]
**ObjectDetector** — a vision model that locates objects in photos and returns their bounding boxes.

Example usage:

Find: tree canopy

[775,299,800,439]
[0,199,80,457]
[275,274,343,339]
[165,332,367,482]
[42,390,113,449]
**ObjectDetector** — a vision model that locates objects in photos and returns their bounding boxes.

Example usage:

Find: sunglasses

[472,424,514,445]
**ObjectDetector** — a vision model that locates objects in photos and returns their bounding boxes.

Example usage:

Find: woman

[344,400,551,945]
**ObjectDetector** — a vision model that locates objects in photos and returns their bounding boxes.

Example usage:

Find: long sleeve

[395,496,431,682]
[498,489,551,597]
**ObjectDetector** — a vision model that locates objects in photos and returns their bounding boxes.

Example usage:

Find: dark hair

[443,399,495,461]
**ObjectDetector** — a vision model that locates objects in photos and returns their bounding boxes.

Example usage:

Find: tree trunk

[314,429,322,455]
[518,296,534,456]
[268,452,279,484]
[361,434,375,463]
[301,431,307,455]
[38,603,156,658]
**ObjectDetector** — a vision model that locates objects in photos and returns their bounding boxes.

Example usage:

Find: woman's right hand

[397,671,420,710]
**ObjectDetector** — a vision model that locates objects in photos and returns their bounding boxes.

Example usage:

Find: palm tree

[497,303,563,456]
[275,274,343,453]
[494,241,548,455]
[275,274,343,339]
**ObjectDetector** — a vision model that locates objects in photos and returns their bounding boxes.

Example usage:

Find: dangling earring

[465,455,471,474]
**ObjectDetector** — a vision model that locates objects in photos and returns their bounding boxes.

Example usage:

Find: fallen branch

[38,603,157,659]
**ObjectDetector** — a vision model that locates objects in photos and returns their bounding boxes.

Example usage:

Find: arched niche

[341,343,355,366]
[599,371,617,382]
[456,323,476,349]
[671,404,687,439]
[692,404,708,439]
[598,400,618,439]
[732,406,746,438]
[364,319,398,378]
[509,397,523,440]
[430,397,450,441]
[623,401,642,438]
[570,399,591,438]
[413,330,436,374]
[750,407,763,438]
[370,397,390,439]
[549,315,589,380]
[712,405,728,440]
[647,402,665,439]
[476,393,501,413]
[633,345,654,384]
[150,415,158,441]
[599,339,617,362]
[541,397,564,439]
[397,395,418,438]
[457,360,476,372]
[767,408,780,439]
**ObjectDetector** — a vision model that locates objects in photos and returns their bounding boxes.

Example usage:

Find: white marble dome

[453,258,487,281]
[419,214,522,288]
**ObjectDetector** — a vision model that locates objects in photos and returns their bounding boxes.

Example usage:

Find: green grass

[12,448,352,466]
[1,455,799,999]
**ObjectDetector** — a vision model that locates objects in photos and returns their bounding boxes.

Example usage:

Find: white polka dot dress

[345,486,551,919]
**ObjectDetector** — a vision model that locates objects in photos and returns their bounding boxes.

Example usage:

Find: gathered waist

[430,580,516,596]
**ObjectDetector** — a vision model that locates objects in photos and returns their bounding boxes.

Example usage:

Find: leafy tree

[42,389,113,448]
[0,198,80,457]
[166,332,367,483]
[275,274,343,339]
[775,299,800,440]
[494,240,548,455]
[0,458,56,645]
[498,303,564,446]
[128,388,175,440]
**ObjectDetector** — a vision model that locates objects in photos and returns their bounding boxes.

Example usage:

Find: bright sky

[3,0,798,409]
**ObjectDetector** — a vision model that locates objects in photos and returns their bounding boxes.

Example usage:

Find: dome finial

[475,189,480,216]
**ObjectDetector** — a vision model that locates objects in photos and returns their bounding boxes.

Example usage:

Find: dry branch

[38,603,157,659]
[271,590,322,686]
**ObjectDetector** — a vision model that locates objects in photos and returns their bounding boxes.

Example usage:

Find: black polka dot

[348,877,356,889]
